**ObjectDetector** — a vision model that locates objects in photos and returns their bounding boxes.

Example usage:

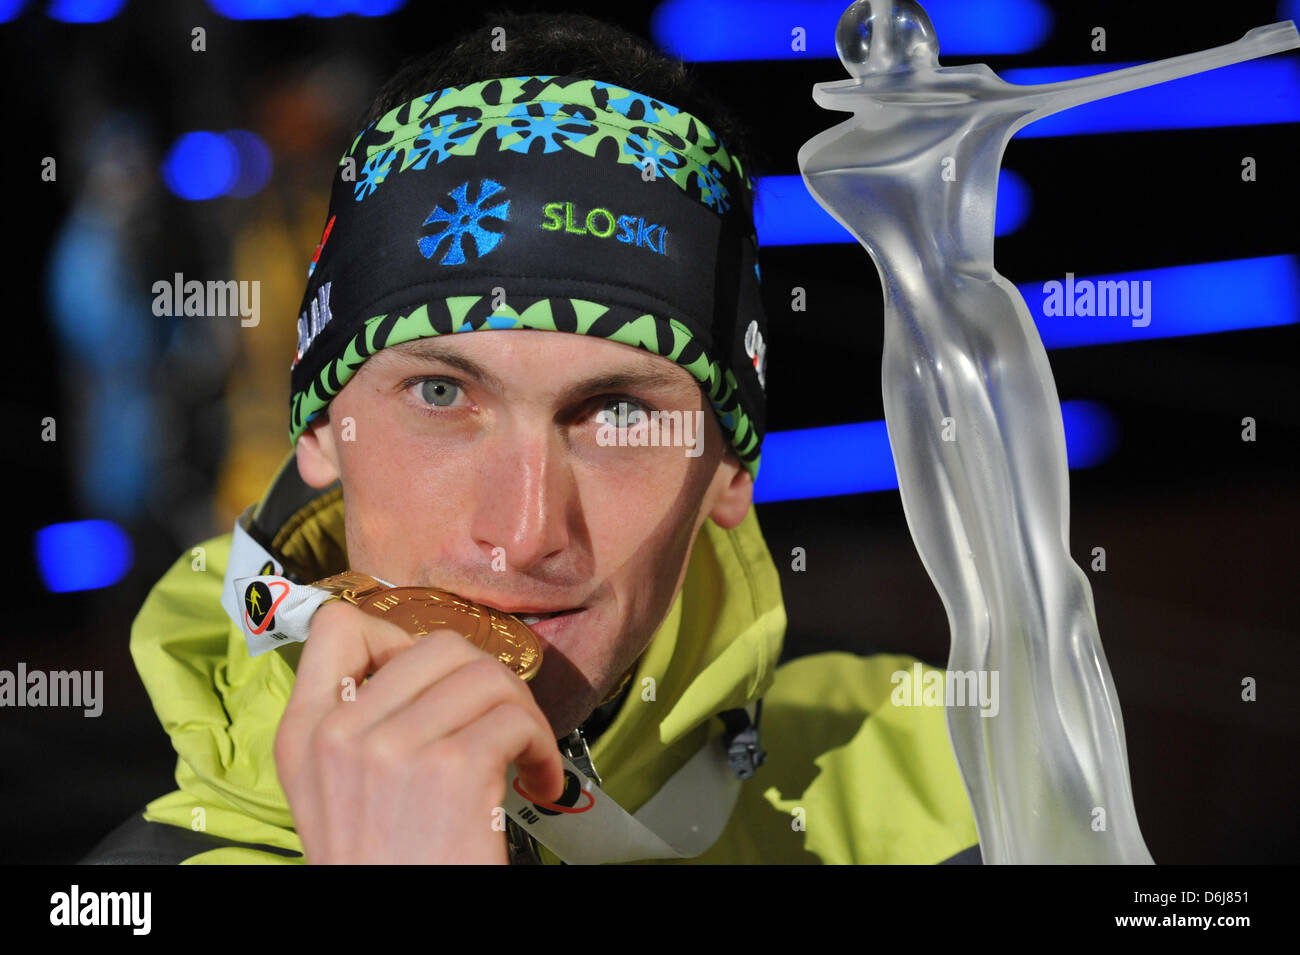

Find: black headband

[288,74,768,476]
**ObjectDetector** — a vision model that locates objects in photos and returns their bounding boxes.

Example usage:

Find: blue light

[755,419,897,501]
[208,0,280,13]
[225,129,273,197]
[994,168,1032,235]
[1062,400,1121,468]
[754,175,843,247]
[162,131,239,201]
[47,0,125,21]
[755,169,1031,246]
[1282,1,1299,24]
[1020,255,1300,348]
[652,0,1053,61]
[1004,59,1300,135]
[207,0,405,17]
[0,0,26,24]
[35,520,133,593]
[753,400,1118,503]
[162,130,273,200]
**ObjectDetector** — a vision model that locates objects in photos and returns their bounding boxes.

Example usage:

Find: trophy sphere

[836,0,940,77]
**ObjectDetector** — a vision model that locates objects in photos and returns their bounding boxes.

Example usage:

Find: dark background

[1,0,1296,864]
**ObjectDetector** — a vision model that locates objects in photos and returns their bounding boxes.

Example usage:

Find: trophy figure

[797,0,1299,863]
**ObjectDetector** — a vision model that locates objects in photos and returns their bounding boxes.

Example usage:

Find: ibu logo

[540,201,667,255]
[419,178,511,266]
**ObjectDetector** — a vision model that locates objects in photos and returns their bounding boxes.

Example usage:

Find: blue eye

[596,399,647,428]
[418,379,462,407]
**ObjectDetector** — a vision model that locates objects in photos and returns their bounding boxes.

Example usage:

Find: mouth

[500,606,588,643]
[510,608,582,627]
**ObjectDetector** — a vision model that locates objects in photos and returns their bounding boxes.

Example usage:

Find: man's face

[295,329,753,737]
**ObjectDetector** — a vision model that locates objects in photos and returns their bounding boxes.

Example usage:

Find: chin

[520,607,611,735]
[515,602,643,739]
[528,656,620,737]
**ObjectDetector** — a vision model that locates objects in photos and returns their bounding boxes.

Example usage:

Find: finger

[348,627,517,730]
[281,601,415,741]
[438,701,566,805]
[351,648,537,741]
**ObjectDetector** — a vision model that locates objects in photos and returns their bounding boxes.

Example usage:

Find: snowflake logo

[694,162,732,214]
[624,132,686,179]
[498,102,596,154]
[418,178,510,266]
[354,148,395,201]
[404,116,480,171]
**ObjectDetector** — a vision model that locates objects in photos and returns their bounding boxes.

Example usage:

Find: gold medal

[310,572,543,682]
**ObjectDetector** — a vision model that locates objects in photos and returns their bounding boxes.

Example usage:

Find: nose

[470,425,573,573]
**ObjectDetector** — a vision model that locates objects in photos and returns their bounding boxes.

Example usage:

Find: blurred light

[1062,401,1121,467]
[753,401,1117,503]
[0,0,26,24]
[1004,59,1300,135]
[755,169,1031,246]
[207,0,405,17]
[651,0,1053,61]
[755,419,896,501]
[162,131,239,201]
[47,0,125,21]
[35,520,133,593]
[225,129,273,197]
[1021,255,1300,348]
[1283,1,1299,24]
[994,169,1032,235]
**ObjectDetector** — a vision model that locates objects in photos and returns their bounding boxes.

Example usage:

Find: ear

[706,449,754,530]
[295,411,341,489]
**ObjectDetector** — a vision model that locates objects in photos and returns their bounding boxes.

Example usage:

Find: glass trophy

[797,0,1299,863]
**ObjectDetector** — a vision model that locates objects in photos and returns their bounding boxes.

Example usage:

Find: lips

[514,608,581,627]
[442,591,587,637]
[512,607,587,641]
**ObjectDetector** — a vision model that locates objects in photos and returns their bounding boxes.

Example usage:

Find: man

[82,12,980,864]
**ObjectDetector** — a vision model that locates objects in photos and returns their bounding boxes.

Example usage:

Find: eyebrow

[384,337,693,402]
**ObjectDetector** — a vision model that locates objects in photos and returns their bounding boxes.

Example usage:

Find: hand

[273,599,565,864]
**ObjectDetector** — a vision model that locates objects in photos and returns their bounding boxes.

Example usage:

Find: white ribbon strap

[503,724,745,864]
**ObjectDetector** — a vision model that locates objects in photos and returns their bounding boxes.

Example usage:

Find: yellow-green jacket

[82,453,980,864]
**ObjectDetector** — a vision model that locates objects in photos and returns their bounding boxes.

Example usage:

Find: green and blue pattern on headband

[290,74,767,478]
[345,75,752,215]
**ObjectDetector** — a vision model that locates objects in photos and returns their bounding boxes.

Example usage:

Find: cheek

[581,461,688,550]
[340,378,470,488]
[580,464,704,604]
[335,397,473,563]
